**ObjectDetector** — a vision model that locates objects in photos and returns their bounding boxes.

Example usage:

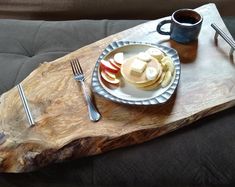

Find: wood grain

[0,4,235,172]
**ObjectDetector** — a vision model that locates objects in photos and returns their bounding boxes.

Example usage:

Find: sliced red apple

[113,52,124,65]
[101,71,120,84]
[104,70,116,79]
[109,58,121,70]
[100,59,119,74]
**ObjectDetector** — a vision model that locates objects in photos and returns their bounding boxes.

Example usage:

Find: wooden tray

[0,3,235,172]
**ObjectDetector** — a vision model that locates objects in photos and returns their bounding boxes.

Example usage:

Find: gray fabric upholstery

[0,19,146,94]
[223,17,235,39]
[1,18,234,95]
[0,0,234,20]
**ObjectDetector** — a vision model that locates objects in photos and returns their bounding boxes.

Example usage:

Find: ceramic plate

[91,41,180,105]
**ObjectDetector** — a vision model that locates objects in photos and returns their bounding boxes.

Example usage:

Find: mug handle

[156,20,171,35]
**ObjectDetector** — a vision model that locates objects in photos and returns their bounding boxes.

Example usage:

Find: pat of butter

[131,59,147,74]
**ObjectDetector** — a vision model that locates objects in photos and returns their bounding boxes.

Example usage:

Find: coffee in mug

[156,9,203,44]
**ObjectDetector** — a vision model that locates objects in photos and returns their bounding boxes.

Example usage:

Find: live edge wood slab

[0,4,235,172]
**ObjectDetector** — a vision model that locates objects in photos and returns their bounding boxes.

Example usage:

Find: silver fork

[70,59,101,122]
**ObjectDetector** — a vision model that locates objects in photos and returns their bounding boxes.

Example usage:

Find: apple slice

[101,71,120,84]
[100,59,119,74]
[114,52,124,65]
[109,58,121,70]
[104,70,116,79]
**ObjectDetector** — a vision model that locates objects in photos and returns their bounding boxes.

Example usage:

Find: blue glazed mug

[157,9,203,44]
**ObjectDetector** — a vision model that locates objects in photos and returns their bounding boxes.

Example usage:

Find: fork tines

[69,58,101,122]
[70,58,83,75]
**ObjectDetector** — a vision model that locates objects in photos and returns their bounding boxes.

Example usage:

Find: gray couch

[0,0,235,186]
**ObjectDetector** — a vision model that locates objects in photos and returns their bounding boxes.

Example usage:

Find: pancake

[121,56,162,85]
[134,67,163,88]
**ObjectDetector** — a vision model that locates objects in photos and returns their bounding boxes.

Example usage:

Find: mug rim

[172,9,203,27]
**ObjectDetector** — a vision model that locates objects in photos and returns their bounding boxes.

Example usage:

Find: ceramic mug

[156,9,203,44]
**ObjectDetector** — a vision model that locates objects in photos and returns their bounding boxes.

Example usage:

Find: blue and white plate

[91,41,181,105]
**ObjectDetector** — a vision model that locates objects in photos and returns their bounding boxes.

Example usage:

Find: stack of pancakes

[121,48,174,90]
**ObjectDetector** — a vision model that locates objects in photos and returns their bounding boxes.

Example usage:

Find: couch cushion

[223,16,235,38]
[0,19,146,95]
[1,18,234,94]
[0,0,234,20]
[0,18,235,186]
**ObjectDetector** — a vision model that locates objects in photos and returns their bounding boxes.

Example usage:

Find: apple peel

[101,71,120,84]
[109,58,121,70]
[100,59,119,74]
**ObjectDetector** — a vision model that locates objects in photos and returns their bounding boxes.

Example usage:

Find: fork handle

[81,82,101,122]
